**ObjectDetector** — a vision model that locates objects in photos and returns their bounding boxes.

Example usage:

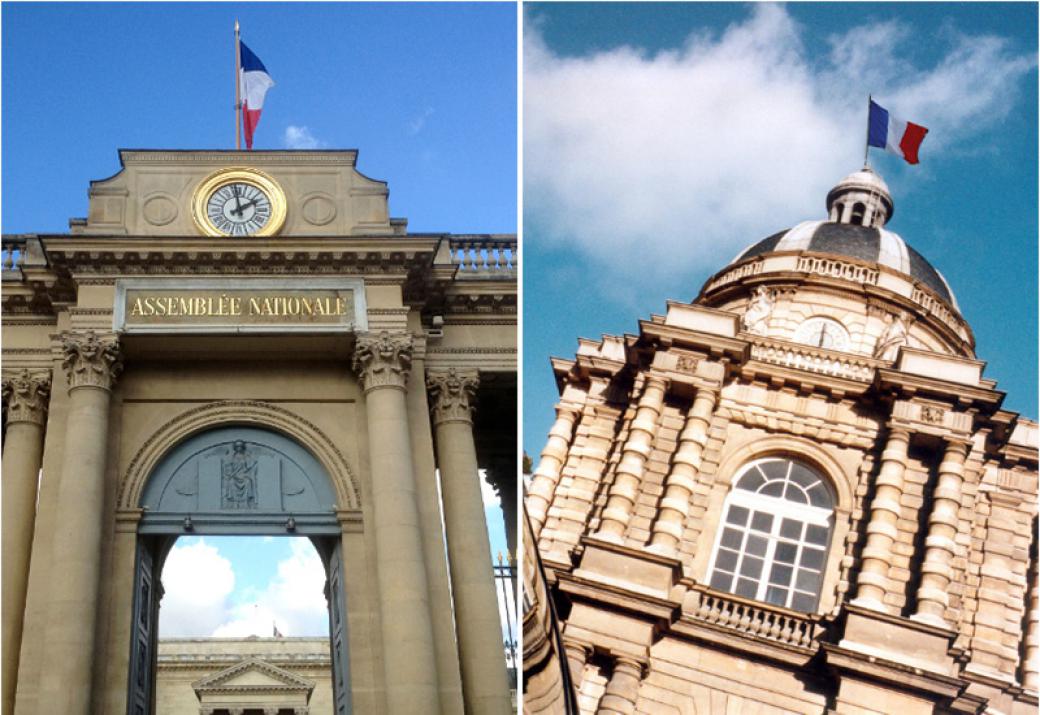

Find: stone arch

[119,399,360,512]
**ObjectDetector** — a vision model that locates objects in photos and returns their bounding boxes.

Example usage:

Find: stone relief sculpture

[874,312,911,361]
[221,440,258,509]
[742,286,775,335]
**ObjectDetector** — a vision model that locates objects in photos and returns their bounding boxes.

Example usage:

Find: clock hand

[231,185,244,216]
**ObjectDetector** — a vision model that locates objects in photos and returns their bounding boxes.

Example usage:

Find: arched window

[707,457,834,612]
[851,202,866,225]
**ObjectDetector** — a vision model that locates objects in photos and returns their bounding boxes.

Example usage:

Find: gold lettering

[335,297,347,316]
[314,298,327,315]
[249,297,262,315]
[301,297,314,316]
[142,296,156,316]
[155,297,168,316]
[261,297,274,316]
[231,297,242,315]
[130,298,144,316]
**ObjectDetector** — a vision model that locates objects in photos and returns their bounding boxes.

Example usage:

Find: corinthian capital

[61,331,122,391]
[427,368,479,425]
[2,370,51,425]
[353,331,413,392]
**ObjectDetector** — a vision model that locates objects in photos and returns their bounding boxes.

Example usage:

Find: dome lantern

[825,166,893,227]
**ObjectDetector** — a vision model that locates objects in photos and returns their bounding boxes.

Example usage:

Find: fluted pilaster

[853,427,910,611]
[913,439,970,626]
[647,385,717,556]
[528,404,579,537]
[596,375,667,542]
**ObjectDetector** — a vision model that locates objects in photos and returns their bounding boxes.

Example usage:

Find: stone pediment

[192,657,316,696]
[74,149,398,238]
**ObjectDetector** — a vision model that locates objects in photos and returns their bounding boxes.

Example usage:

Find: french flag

[867,100,928,165]
[239,41,274,150]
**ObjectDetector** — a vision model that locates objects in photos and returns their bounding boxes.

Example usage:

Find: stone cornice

[1,369,51,425]
[353,331,413,393]
[60,330,122,391]
[427,367,479,425]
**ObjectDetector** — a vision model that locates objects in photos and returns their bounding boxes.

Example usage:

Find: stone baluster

[647,384,717,556]
[1,370,50,715]
[527,404,579,537]
[912,439,971,626]
[596,656,645,715]
[1022,538,1039,691]
[427,368,512,714]
[596,375,667,542]
[37,332,122,714]
[353,331,439,713]
[852,427,910,611]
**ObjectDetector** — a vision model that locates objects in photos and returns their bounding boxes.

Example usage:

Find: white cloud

[213,538,329,637]
[159,539,236,636]
[524,5,1034,281]
[283,125,325,149]
[408,106,435,135]
[479,468,502,508]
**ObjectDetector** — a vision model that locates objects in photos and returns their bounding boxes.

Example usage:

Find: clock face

[205,182,272,236]
[793,317,850,351]
[192,168,287,237]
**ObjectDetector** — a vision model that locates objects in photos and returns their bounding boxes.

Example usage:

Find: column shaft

[1023,542,1039,691]
[647,386,716,555]
[596,376,667,541]
[527,406,578,537]
[562,639,591,690]
[853,427,910,610]
[596,657,643,715]
[913,440,969,626]
[1,370,48,715]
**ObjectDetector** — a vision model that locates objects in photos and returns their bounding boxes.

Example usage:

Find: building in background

[1,149,516,714]
[524,168,1037,714]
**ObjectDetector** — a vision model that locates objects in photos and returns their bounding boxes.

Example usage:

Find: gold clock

[191,168,287,237]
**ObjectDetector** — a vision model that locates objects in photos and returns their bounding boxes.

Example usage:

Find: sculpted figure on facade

[741,286,775,335]
[352,330,413,392]
[2,370,51,425]
[873,311,911,360]
[221,440,259,510]
[427,367,480,425]
[61,330,123,390]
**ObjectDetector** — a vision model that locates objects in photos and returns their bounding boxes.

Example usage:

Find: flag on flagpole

[867,100,928,165]
[239,41,275,150]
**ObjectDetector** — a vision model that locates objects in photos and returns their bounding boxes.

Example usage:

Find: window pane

[740,555,764,580]
[720,527,742,549]
[739,469,765,492]
[715,548,738,573]
[761,481,784,497]
[795,568,821,592]
[790,592,816,612]
[788,462,819,489]
[782,481,808,503]
[750,511,773,533]
[805,524,829,545]
[765,585,788,606]
[780,518,803,540]
[709,570,732,591]
[746,534,768,557]
[726,505,749,526]
[759,460,787,482]
[801,547,825,570]
[775,542,797,564]
[735,578,758,598]
[769,563,793,586]
[807,483,831,508]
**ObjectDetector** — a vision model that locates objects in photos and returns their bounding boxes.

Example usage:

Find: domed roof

[730,168,958,309]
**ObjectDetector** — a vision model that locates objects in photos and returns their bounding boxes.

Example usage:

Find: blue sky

[2,2,515,638]
[523,2,1038,457]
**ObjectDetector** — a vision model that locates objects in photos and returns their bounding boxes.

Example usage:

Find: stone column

[1,370,50,715]
[1023,543,1039,691]
[647,385,717,556]
[596,656,644,715]
[912,440,970,626]
[427,368,512,715]
[353,331,439,713]
[852,427,910,611]
[37,332,122,714]
[562,638,592,690]
[596,375,667,542]
[527,404,579,537]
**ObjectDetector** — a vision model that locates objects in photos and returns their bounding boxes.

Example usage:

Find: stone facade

[1,149,516,715]
[524,169,1038,715]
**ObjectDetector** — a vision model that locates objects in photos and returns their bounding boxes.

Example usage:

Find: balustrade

[450,237,517,278]
[687,585,818,649]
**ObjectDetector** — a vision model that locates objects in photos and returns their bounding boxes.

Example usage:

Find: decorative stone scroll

[426,368,479,425]
[352,331,413,392]
[2,370,51,425]
[61,331,122,391]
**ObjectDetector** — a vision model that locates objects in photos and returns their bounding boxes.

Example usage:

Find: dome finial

[826,167,894,227]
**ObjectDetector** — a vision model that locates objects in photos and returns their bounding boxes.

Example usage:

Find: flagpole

[234,20,242,151]
[864,94,871,168]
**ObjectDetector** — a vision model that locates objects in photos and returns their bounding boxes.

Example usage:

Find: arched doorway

[128,426,350,715]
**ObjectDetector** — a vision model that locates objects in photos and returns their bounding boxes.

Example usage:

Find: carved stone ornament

[427,368,479,425]
[873,312,911,361]
[741,286,775,336]
[920,404,945,424]
[2,370,51,425]
[61,331,123,390]
[352,331,413,392]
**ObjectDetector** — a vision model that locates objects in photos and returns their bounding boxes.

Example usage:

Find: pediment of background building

[74,150,399,238]
[192,657,316,695]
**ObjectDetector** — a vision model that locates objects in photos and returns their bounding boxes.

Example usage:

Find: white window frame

[706,457,835,612]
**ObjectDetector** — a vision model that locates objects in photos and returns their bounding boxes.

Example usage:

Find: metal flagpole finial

[235,19,240,33]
